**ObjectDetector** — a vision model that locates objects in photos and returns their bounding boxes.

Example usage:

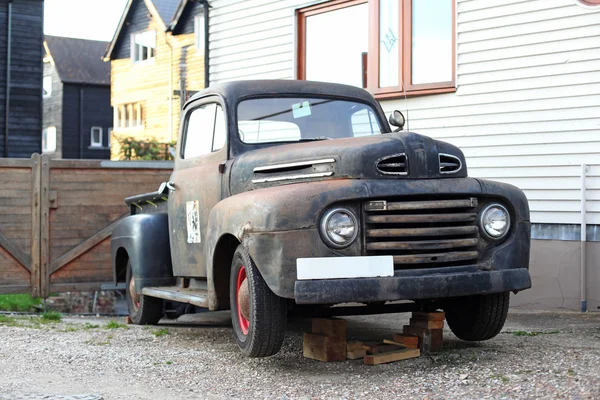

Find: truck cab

[111,80,531,357]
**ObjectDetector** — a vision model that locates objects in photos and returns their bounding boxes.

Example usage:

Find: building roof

[104,0,188,61]
[150,0,181,26]
[45,36,110,85]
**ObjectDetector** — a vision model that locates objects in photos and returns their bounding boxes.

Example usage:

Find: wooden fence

[0,154,172,297]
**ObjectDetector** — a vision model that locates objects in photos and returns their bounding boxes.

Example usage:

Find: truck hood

[229,132,467,194]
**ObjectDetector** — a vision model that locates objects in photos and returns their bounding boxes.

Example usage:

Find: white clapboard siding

[208,0,600,225]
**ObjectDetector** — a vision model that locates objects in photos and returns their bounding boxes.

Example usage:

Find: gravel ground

[0,310,599,399]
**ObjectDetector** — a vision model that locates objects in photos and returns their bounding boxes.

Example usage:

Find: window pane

[91,128,102,146]
[351,109,380,137]
[184,104,216,159]
[412,0,453,85]
[43,126,56,152]
[43,76,52,97]
[238,97,382,144]
[305,3,368,87]
[379,0,399,88]
[195,15,205,51]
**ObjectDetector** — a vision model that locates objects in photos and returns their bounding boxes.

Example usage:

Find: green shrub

[117,136,176,161]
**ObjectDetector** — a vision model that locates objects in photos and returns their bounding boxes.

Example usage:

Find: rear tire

[126,261,163,325]
[444,292,510,341]
[230,245,287,357]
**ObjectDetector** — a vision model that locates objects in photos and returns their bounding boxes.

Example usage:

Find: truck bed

[124,183,169,215]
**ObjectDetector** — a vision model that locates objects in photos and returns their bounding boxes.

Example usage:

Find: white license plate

[296,256,394,280]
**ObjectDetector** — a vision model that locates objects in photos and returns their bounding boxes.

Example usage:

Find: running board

[142,286,209,308]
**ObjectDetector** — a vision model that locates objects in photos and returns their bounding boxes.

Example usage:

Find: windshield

[237,97,383,144]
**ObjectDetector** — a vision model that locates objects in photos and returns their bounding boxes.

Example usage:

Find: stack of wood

[303,312,445,364]
[303,318,347,362]
[401,311,445,352]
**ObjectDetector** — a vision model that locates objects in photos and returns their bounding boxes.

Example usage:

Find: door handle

[166,181,176,192]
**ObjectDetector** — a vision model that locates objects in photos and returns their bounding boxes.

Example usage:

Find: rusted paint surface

[366,213,477,224]
[114,80,531,309]
[366,226,479,238]
[392,251,479,264]
[366,238,478,251]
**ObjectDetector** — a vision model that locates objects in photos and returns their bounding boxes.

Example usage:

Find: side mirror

[389,110,405,131]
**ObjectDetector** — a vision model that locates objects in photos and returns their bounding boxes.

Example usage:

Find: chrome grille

[364,198,479,269]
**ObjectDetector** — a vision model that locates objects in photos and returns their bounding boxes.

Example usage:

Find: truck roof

[185,80,380,110]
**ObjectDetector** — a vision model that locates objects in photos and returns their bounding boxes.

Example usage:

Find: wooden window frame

[297,0,456,99]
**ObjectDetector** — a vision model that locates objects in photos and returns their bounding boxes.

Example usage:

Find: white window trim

[42,126,57,153]
[131,31,156,63]
[43,76,52,98]
[195,15,205,53]
[90,126,103,148]
[114,103,144,131]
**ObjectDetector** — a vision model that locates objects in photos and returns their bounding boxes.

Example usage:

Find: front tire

[230,245,287,357]
[444,292,510,341]
[126,261,163,325]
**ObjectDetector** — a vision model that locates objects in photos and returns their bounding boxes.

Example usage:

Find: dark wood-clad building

[43,36,112,159]
[0,0,44,158]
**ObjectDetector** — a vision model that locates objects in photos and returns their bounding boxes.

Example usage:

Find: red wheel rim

[236,266,250,335]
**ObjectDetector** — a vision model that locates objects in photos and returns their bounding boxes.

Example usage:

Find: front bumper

[294,267,531,304]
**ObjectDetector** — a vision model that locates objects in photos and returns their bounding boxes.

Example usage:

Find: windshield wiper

[298,136,331,142]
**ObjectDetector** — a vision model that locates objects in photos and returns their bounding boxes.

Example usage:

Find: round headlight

[480,204,510,239]
[320,208,358,248]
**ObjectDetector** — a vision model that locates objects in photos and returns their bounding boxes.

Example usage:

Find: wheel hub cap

[236,266,250,335]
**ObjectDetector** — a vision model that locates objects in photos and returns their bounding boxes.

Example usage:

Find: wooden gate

[0,154,172,297]
[0,156,40,296]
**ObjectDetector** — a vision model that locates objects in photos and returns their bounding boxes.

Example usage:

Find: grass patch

[83,323,99,330]
[512,330,559,337]
[0,315,16,325]
[41,311,62,322]
[152,328,169,337]
[0,294,43,312]
[105,320,129,330]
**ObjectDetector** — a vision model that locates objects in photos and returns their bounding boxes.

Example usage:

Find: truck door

[168,99,227,278]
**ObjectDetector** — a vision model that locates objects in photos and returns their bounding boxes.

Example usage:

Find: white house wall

[208,0,600,225]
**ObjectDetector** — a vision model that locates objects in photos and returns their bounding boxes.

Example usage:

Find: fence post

[40,154,51,298]
[30,154,41,298]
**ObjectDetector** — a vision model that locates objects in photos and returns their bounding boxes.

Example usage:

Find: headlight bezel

[320,207,359,249]
[479,203,511,240]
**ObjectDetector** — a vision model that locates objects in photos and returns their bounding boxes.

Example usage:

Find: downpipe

[580,164,588,312]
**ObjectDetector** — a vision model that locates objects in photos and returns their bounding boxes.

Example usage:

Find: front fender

[111,213,174,292]
[205,179,370,305]
[205,177,529,304]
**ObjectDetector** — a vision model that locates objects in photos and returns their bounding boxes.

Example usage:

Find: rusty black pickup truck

[111,80,531,357]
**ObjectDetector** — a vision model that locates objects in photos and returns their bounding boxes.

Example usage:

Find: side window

[183,103,226,159]
[212,105,226,151]
[351,109,380,137]
[183,104,216,159]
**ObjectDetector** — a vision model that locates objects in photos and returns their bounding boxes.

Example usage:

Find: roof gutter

[4,0,13,157]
